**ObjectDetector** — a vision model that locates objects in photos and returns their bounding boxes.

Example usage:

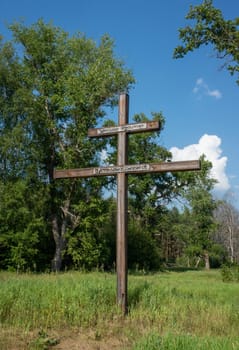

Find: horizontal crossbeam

[53,160,201,179]
[88,121,160,137]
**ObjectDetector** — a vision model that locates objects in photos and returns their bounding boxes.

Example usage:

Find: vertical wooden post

[117,93,129,315]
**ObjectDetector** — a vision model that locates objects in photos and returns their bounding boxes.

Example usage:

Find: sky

[1,0,239,206]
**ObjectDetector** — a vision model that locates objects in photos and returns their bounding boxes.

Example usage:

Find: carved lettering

[93,164,151,175]
[96,123,147,135]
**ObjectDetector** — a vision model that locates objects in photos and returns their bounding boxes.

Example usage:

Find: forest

[0,1,239,273]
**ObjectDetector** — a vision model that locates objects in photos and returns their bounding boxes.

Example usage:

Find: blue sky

[1,0,239,205]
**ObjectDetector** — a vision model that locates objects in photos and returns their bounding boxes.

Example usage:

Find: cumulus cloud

[170,134,230,193]
[193,78,222,99]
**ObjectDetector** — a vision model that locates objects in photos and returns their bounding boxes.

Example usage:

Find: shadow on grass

[164,266,202,273]
[128,280,150,309]
[125,266,203,311]
[128,266,201,275]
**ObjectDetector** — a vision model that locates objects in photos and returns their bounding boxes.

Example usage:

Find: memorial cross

[54,93,201,315]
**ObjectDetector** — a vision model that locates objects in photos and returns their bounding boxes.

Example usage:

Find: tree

[66,195,111,270]
[127,113,176,221]
[128,218,161,270]
[214,200,239,264]
[105,112,188,221]
[156,206,190,265]
[0,19,134,271]
[179,157,218,269]
[173,0,239,84]
[103,113,217,269]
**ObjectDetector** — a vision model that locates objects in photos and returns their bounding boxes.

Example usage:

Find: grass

[0,269,239,349]
[132,333,239,350]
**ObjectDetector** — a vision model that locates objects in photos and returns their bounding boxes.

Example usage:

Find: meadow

[0,269,239,349]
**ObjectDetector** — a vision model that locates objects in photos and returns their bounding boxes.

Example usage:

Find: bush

[221,264,239,282]
[128,221,161,270]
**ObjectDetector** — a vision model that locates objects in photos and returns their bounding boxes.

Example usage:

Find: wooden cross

[54,93,201,315]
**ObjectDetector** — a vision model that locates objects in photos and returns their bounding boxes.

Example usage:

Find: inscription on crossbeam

[94,164,150,175]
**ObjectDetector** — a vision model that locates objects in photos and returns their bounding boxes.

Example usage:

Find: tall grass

[0,270,239,349]
[0,272,119,329]
[128,270,239,337]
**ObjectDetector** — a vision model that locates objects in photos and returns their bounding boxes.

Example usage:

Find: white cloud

[100,149,108,163]
[170,134,230,193]
[193,78,222,99]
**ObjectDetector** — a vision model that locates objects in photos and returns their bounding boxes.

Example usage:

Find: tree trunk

[48,152,67,272]
[229,226,234,263]
[51,213,66,272]
[195,256,201,268]
[50,191,77,272]
[204,252,210,270]
[51,238,64,272]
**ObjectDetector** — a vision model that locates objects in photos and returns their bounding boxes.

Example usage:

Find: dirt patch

[0,328,131,350]
[0,329,32,350]
[54,329,131,350]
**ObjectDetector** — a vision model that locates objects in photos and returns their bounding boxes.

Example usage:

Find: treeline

[0,20,238,272]
[1,178,239,272]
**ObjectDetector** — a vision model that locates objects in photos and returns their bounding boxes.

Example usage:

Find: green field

[0,270,239,349]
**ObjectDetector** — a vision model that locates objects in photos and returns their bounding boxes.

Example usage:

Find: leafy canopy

[174,0,239,84]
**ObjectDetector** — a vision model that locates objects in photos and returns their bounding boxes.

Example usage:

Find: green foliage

[0,179,50,271]
[174,0,239,84]
[66,196,111,270]
[209,244,227,268]
[128,219,161,271]
[67,232,106,271]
